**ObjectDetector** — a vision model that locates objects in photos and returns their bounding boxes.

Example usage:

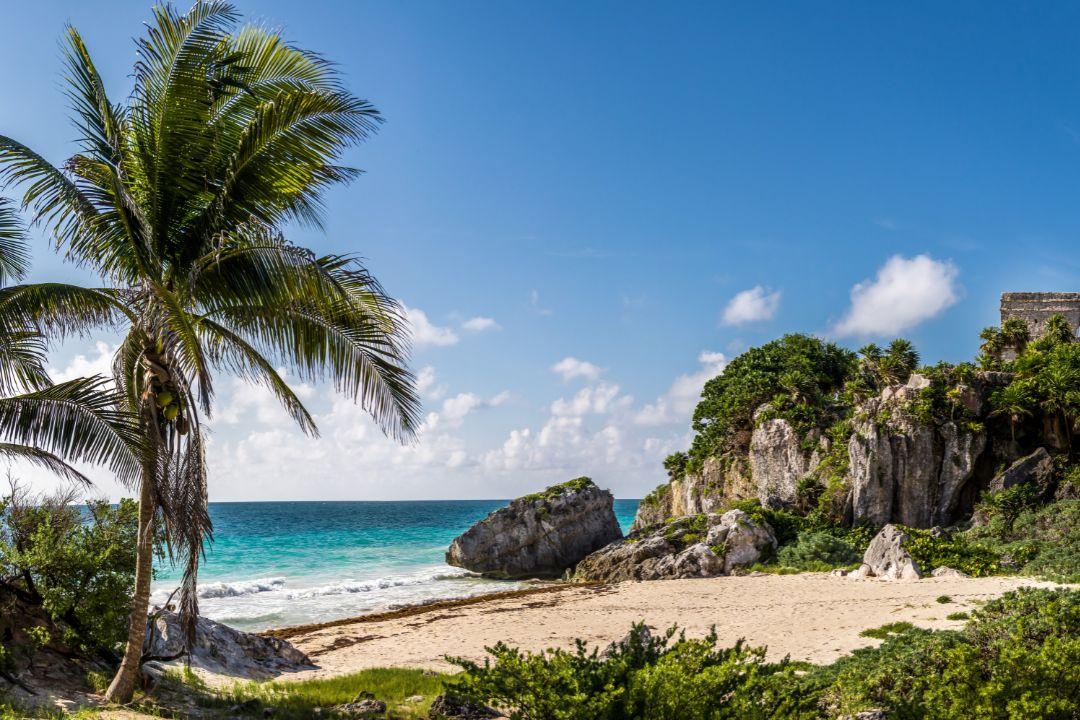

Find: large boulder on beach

[572,509,776,583]
[144,609,313,678]
[858,524,922,580]
[446,477,623,579]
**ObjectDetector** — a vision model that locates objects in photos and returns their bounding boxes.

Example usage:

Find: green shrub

[776,531,861,571]
[445,624,789,720]
[859,621,916,640]
[946,612,970,621]
[826,588,1080,719]
[902,528,1001,577]
[967,499,1080,583]
[936,595,952,604]
[447,589,1080,720]
[0,486,147,658]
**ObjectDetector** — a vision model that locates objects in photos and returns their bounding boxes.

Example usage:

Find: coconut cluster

[141,341,190,435]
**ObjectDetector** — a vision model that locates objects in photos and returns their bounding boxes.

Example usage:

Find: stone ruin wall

[1000,292,1080,338]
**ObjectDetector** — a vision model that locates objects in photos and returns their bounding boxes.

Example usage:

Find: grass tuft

[859,621,916,639]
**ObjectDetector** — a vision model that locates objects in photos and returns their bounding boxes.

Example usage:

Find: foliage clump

[0,482,146,662]
[688,334,857,470]
[775,531,861,572]
[445,588,1079,720]
[520,477,596,504]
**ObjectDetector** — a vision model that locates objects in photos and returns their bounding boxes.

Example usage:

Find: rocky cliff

[447,477,622,579]
[847,376,990,527]
[633,371,1023,532]
[574,509,776,583]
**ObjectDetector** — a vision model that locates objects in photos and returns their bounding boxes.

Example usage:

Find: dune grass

[199,668,446,719]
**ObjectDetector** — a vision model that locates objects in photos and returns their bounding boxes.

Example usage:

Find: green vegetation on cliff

[687,334,857,471]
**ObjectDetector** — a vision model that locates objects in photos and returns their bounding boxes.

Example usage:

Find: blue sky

[2,2,1079,500]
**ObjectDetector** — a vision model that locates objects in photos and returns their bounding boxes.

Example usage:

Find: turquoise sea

[152,500,640,632]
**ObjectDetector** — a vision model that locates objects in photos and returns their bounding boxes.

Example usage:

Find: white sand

[281,573,1058,678]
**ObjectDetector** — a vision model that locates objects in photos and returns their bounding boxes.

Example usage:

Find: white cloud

[530,290,553,316]
[833,254,959,337]
[461,316,501,333]
[435,390,512,428]
[721,286,782,326]
[550,383,630,417]
[635,351,727,427]
[405,306,459,348]
[48,342,114,382]
[415,365,447,401]
[216,372,317,429]
[551,357,603,382]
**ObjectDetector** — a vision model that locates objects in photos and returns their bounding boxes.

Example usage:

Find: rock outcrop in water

[446,477,622,579]
[144,609,313,678]
[572,509,776,583]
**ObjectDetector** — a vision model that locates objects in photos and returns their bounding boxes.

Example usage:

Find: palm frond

[0,135,99,250]
[0,443,91,485]
[0,198,29,283]
[0,328,50,395]
[209,302,419,442]
[0,283,131,339]
[152,429,210,646]
[61,26,125,163]
[0,377,143,486]
[197,317,317,435]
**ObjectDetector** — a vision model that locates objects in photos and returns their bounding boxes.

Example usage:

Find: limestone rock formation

[848,375,987,528]
[144,609,312,678]
[446,477,622,579]
[989,447,1054,493]
[631,455,753,532]
[860,525,922,580]
[573,509,776,583]
[750,417,821,508]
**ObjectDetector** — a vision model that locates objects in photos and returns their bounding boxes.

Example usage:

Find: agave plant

[0,199,140,484]
[0,3,420,701]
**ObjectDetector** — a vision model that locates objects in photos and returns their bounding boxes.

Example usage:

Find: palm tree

[0,200,141,484]
[0,4,420,701]
[989,379,1036,441]
[1042,314,1075,347]
[1039,361,1079,456]
[1001,317,1031,355]
[873,338,919,386]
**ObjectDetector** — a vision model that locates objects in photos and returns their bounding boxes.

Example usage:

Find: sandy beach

[276,573,1058,678]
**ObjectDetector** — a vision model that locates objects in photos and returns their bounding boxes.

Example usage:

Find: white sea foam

[198,576,287,598]
[287,569,474,598]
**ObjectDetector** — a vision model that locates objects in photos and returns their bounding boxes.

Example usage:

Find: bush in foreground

[444,587,1079,720]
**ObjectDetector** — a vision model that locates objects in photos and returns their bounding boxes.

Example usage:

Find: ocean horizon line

[198,497,645,505]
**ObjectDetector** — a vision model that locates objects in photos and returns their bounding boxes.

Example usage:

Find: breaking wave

[198,576,287,598]
[287,569,475,598]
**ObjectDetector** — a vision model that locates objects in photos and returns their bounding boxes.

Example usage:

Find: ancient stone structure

[1000,292,1080,339]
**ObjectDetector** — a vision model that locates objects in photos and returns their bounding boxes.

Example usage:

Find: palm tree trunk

[105,474,154,703]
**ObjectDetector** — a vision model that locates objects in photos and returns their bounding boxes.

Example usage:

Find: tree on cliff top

[0,2,420,700]
[688,334,856,470]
